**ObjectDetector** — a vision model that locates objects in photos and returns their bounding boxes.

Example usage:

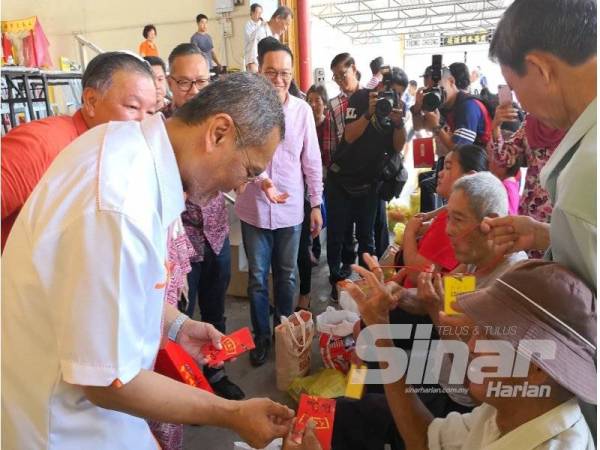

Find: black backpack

[377,151,408,201]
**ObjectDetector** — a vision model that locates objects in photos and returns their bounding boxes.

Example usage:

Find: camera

[422,55,445,112]
[374,65,398,124]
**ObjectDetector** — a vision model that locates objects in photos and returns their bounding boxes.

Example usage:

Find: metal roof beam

[312,0,504,20]
[325,9,504,31]
[341,18,499,36]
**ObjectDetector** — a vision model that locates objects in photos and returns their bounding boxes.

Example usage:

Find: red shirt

[418,210,458,270]
[1,110,88,250]
[404,210,458,288]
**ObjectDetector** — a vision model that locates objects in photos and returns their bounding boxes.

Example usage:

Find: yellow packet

[345,364,368,399]
[443,275,476,315]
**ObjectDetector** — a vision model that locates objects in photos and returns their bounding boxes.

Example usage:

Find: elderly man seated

[413,171,528,321]
[334,172,529,450]
[340,258,596,450]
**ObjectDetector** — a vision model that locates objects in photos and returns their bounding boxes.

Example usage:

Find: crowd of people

[1,0,597,449]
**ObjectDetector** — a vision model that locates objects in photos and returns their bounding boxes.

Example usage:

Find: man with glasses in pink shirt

[235,37,323,366]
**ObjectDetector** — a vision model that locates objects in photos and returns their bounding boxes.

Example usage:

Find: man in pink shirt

[235,37,323,366]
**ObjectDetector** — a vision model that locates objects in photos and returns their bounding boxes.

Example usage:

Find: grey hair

[168,43,205,67]
[490,0,596,75]
[82,51,153,92]
[452,172,508,220]
[173,72,285,147]
[271,6,293,20]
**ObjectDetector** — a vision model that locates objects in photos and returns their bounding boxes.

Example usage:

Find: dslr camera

[374,65,399,127]
[422,54,445,112]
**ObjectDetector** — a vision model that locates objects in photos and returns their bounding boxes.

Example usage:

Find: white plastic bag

[316,306,359,337]
[339,289,359,314]
[233,438,283,449]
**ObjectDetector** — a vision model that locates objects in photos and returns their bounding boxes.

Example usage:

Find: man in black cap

[416,62,493,212]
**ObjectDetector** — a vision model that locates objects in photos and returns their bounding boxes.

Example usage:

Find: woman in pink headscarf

[488,105,566,257]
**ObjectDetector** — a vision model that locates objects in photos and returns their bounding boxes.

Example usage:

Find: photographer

[417,61,492,212]
[326,67,408,297]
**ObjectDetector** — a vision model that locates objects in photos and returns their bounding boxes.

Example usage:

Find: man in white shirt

[345,258,596,450]
[244,3,263,69]
[245,6,293,73]
[2,73,294,450]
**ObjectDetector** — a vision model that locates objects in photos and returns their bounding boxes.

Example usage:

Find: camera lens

[422,89,442,112]
[375,98,393,117]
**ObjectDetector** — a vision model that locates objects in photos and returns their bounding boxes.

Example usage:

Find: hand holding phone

[498,84,512,105]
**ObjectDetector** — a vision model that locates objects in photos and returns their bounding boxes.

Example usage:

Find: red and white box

[413,137,435,168]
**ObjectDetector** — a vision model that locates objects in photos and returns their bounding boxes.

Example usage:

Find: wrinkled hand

[178,320,224,366]
[310,207,323,238]
[437,302,477,342]
[492,104,519,130]
[416,270,444,322]
[284,419,323,450]
[423,110,440,130]
[232,398,295,449]
[405,215,427,238]
[342,253,404,327]
[261,178,289,204]
[480,215,548,254]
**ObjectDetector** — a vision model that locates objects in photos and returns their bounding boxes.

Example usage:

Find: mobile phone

[498,84,512,105]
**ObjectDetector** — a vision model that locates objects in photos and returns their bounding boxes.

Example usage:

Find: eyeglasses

[332,68,350,82]
[169,76,210,92]
[233,122,262,183]
[263,70,293,82]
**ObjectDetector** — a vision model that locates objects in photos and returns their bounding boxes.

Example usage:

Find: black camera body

[422,54,445,112]
[374,65,399,126]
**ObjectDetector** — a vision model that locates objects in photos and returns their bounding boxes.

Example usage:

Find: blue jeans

[241,221,302,339]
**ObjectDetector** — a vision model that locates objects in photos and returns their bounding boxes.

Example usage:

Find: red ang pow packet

[292,394,336,450]
[154,341,214,393]
[201,327,255,367]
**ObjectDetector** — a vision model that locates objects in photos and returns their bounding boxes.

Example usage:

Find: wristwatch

[168,312,189,342]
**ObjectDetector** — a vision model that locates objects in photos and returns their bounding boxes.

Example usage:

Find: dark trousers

[326,177,378,284]
[342,222,357,266]
[184,238,231,383]
[333,393,472,450]
[419,158,445,213]
[374,199,390,258]
[298,199,313,296]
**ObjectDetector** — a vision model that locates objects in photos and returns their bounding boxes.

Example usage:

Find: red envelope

[292,394,336,450]
[413,137,435,168]
[201,327,255,367]
[154,341,213,393]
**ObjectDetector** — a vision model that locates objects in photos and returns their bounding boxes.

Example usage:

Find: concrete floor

[183,148,419,449]
[183,253,334,450]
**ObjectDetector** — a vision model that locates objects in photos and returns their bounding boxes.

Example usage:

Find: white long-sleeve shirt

[244,21,276,67]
